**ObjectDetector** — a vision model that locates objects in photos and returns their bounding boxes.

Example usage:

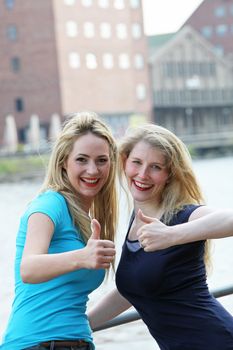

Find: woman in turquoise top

[0,111,118,350]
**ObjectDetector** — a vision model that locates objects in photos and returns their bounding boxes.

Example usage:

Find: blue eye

[151,164,162,170]
[76,157,87,163]
[97,158,109,165]
[98,158,108,163]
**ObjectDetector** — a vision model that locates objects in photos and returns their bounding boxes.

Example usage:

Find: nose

[87,161,98,175]
[138,166,149,179]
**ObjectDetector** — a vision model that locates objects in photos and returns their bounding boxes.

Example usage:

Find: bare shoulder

[189,205,233,221]
[189,206,216,221]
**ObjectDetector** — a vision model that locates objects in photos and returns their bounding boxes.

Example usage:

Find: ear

[121,154,128,170]
[63,160,67,171]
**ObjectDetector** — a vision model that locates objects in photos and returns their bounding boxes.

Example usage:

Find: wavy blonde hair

[41,111,118,243]
[118,124,211,267]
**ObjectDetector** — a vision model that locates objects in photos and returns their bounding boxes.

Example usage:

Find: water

[0,156,233,349]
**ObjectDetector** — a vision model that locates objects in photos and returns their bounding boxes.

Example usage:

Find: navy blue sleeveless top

[116,205,233,350]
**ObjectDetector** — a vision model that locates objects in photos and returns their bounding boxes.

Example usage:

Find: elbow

[20,260,35,284]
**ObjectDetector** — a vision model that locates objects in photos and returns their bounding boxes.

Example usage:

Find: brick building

[183,0,233,58]
[0,0,152,147]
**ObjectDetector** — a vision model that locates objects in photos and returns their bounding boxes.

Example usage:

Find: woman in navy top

[89,124,233,350]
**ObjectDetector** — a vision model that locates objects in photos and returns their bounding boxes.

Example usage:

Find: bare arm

[137,207,233,252]
[88,288,132,330]
[21,214,115,283]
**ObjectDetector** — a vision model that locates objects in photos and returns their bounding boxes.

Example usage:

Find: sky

[141,0,204,36]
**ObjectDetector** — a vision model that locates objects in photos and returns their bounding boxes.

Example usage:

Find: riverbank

[0,157,233,349]
[0,154,48,182]
[1,151,233,183]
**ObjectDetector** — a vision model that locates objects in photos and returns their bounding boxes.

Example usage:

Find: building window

[66,21,78,37]
[86,53,97,69]
[134,54,144,69]
[98,0,109,8]
[15,98,24,112]
[132,23,142,39]
[103,53,114,69]
[118,54,130,69]
[81,0,93,7]
[136,84,146,100]
[214,6,226,17]
[201,26,213,38]
[7,25,17,41]
[209,63,216,76]
[214,45,224,56]
[130,0,140,8]
[230,5,233,15]
[84,22,95,38]
[116,23,127,39]
[11,57,20,72]
[164,62,174,77]
[216,24,228,37]
[5,0,15,9]
[64,0,76,5]
[69,52,80,68]
[100,23,111,38]
[114,0,125,10]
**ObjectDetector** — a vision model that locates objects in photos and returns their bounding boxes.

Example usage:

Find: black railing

[94,284,233,332]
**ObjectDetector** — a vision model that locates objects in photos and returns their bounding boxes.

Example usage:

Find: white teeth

[83,178,98,183]
[134,181,151,189]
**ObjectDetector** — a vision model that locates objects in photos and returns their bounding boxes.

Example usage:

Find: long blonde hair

[118,124,211,266]
[41,111,118,242]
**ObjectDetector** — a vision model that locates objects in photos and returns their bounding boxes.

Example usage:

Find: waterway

[0,156,233,349]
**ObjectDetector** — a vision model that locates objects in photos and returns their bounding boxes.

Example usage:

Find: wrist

[70,248,87,270]
[170,225,184,246]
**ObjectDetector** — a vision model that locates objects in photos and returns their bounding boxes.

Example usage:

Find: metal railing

[94,284,233,332]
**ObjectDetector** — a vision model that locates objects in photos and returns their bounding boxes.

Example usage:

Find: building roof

[147,33,176,55]
[148,25,231,69]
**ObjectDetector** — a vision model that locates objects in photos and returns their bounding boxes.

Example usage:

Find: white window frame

[103,53,114,69]
[134,54,144,69]
[64,0,76,5]
[132,23,142,39]
[119,53,130,69]
[116,23,127,39]
[86,53,97,69]
[81,0,93,7]
[66,21,78,37]
[84,22,95,38]
[69,52,81,69]
[98,0,109,8]
[114,0,125,10]
[100,23,111,38]
[129,0,140,8]
[136,84,146,100]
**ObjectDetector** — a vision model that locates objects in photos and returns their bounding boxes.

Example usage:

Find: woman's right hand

[21,214,115,284]
[82,219,116,269]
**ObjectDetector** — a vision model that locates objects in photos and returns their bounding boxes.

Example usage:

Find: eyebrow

[76,153,109,157]
[131,156,166,167]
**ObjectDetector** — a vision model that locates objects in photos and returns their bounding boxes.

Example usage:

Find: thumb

[90,219,101,240]
[137,209,155,224]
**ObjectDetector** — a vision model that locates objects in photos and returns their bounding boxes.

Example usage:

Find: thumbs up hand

[136,209,173,252]
[90,218,101,240]
[84,219,116,269]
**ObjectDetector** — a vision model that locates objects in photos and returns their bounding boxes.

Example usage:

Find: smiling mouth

[81,178,99,186]
[133,180,153,191]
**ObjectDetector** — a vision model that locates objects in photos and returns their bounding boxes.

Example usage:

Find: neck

[134,199,163,219]
[80,198,92,214]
